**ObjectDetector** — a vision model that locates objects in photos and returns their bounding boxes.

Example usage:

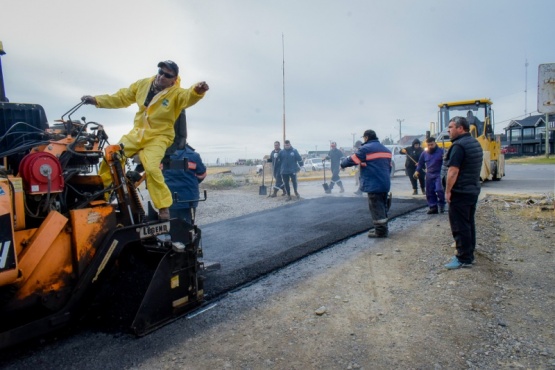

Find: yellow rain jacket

[95,76,206,209]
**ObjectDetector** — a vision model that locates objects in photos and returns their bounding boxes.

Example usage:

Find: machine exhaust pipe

[0,41,8,103]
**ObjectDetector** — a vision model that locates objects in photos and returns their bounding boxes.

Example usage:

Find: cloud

[2,0,554,163]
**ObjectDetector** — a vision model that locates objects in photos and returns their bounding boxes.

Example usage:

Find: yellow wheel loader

[430,98,505,181]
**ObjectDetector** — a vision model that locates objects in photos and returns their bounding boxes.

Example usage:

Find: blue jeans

[170,207,194,225]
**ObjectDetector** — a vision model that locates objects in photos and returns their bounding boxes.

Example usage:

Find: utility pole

[396,119,404,144]
[282,33,286,144]
[351,132,356,147]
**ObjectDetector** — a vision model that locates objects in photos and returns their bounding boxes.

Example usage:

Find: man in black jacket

[401,138,425,195]
[443,116,483,269]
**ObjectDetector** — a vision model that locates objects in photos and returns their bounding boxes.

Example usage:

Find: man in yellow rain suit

[81,60,209,220]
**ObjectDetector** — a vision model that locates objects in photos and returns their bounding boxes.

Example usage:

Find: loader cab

[437,99,494,139]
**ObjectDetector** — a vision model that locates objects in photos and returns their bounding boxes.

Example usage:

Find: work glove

[413,171,419,179]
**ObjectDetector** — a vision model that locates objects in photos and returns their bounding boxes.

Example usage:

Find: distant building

[399,135,426,147]
[503,114,555,156]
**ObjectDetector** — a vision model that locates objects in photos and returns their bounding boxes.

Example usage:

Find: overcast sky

[2,0,554,163]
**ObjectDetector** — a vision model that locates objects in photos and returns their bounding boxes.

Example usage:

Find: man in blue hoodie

[341,130,392,238]
[278,140,303,201]
[415,137,445,214]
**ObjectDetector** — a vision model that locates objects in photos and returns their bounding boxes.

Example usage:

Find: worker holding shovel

[401,138,425,195]
[268,141,285,197]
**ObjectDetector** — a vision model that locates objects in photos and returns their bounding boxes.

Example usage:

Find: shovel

[259,163,267,195]
[322,159,331,194]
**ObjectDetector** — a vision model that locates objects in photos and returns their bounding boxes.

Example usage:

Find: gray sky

[1,0,553,163]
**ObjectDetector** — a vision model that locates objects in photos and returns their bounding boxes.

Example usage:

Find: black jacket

[445,133,483,195]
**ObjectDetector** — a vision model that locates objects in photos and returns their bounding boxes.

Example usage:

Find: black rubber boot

[337,181,345,193]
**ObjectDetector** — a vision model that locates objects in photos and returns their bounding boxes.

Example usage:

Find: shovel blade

[259,185,267,195]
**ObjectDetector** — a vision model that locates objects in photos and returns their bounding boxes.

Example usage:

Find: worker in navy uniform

[268,141,285,197]
[278,140,303,201]
[325,141,345,193]
[443,116,483,269]
[415,137,445,214]
[401,138,425,195]
[341,130,392,238]
[163,143,207,224]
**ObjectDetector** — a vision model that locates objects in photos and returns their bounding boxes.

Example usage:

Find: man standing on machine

[81,60,209,220]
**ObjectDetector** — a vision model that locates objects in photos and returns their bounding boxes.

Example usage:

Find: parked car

[501,146,517,154]
[384,145,406,177]
[302,158,330,171]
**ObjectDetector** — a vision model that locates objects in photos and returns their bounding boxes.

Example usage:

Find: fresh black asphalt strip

[200,196,427,299]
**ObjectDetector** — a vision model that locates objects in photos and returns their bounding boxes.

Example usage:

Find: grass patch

[506,156,555,165]
[202,174,239,189]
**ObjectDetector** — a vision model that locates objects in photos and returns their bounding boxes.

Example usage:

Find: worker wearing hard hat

[81,60,209,220]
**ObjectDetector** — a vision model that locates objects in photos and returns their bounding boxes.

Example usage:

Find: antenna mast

[524,58,529,116]
[282,33,286,144]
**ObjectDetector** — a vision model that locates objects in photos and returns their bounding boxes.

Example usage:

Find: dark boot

[337,181,345,193]
[421,187,425,194]
[295,191,300,200]
[367,230,388,238]
[159,207,170,220]
[412,189,418,195]
[286,195,292,201]
[427,206,438,214]
[270,189,278,198]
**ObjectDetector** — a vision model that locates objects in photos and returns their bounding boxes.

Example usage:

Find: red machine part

[19,152,64,194]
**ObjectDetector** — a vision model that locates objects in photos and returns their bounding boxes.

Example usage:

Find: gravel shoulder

[158,186,555,369]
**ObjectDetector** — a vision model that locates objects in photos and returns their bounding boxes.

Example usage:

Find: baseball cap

[362,129,377,140]
[157,60,179,76]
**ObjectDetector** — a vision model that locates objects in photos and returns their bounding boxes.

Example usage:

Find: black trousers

[368,192,389,236]
[448,192,479,263]
[406,167,425,190]
[281,173,298,195]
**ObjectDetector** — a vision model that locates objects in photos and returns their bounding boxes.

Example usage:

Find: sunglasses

[158,68,175,79]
